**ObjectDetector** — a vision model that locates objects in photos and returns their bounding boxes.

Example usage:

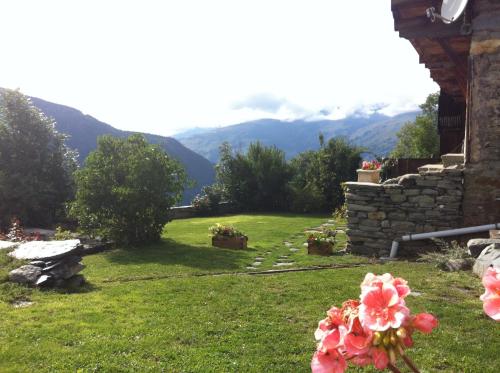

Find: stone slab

[9,240,81,260]
[9,265,42,284]
[473,244,500,278]
[0,241,19,250]
[273,262,294,267]
[468,239,500,258]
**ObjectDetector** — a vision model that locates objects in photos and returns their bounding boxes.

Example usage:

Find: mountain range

[29,97,215,205]
[174,112,418,163]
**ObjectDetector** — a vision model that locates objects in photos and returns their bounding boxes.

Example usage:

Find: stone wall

[463,0,500,225]
[169,202,236,220]
[345,166,464,256]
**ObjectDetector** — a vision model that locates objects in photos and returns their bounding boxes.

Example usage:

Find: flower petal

[483,296,500,321]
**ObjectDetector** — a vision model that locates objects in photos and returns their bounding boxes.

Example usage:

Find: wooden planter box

[212,235,248,249]
[307,242,333,256]
[357,169,381,183]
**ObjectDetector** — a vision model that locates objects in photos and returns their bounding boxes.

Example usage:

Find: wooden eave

[391,0,471,100]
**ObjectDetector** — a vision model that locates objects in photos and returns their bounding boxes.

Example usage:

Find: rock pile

[8,240,86,288]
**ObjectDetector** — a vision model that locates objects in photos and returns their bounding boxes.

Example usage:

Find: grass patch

[0,214,498,372]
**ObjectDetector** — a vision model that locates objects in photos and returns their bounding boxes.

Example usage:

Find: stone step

[441,153,464,168]
[418,164,443,173]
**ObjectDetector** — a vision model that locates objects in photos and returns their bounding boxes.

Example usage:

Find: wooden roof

[391,0,471,100]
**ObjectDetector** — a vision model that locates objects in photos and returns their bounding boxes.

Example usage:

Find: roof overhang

[392,0,472,100]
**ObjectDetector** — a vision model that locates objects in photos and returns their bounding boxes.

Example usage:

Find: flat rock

[9,240,81,260]
[29,261,46,268]
[289,248,299,252]
[284,242,292,247]
[46,261,85,280]
[9,265,42,284]
[0,241,19,250]
[254,257,264,261]
[12,300,34,308]
[473,244,500,278]
[273,262,294,267]
[246,266,258,270]
[252,262,262,266]
[468,238,500,258]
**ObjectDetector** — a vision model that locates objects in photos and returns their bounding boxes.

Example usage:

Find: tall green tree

[391,92,440,158]
[316,137,363,209]
[0,89,77,228]
[216,141,291,211]
[70,135,187,244]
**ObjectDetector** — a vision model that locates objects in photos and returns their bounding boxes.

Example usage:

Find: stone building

[345,0,500,255]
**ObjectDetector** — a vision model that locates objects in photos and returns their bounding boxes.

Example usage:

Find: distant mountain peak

[173,111,419,163]
[28,96,215,205]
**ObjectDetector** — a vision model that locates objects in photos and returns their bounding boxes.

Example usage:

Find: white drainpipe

[388,222,500,259]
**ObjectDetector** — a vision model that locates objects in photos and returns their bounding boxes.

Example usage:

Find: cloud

[232,93,288,113]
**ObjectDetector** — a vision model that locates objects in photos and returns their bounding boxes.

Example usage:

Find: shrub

[191,185,223,216]
[53,226,74,241]
[216,142,291,211]
[70,135,187,244]
[418,239,473,270]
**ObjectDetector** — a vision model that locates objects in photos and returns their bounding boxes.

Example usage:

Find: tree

[216,141,291,211]
[288,151,326,212]
[391,92,440,158]
[316,137,363,209]
[0,89,77,228]
[70,134,187,244]
[289,137,363,212]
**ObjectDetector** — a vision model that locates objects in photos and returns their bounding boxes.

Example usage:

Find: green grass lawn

[1,214,499,372]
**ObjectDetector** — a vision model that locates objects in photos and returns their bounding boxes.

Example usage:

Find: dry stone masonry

[463,0,500,225]
[345,165,464,255]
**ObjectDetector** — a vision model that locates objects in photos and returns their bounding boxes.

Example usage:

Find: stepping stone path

[273,262,294,267]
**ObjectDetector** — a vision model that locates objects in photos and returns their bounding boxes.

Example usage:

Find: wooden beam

[397,17,463,39]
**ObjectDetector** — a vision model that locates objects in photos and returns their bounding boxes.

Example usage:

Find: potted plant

[306,228,336,256]
[209,223,248,249]
[357,160,381,183]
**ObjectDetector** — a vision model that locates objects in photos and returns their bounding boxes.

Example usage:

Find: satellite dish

[441,0,469,24]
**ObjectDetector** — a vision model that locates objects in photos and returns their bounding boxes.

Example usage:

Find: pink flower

[311,350,347,373]
[343,317,372,356]
[359,276,410,331]
[412,313,439,333]
[361,273,410,299]
[319,327,346,351]
[371,347,389,370]
[314,307,345,342]
[480,267,500,321]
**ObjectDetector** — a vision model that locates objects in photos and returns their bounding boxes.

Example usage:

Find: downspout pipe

[388,222,500,259]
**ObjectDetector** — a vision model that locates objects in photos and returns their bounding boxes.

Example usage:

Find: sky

[0,0,438,136]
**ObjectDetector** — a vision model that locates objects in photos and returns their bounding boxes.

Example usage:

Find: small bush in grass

[70,134,187,245]
[192,185,223,216]
[53,226,74,241]
[418,239,473,270]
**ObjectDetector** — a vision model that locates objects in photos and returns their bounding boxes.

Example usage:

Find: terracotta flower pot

[212,235,248,249]
[357,169,381,183]
[307,241,333,256]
